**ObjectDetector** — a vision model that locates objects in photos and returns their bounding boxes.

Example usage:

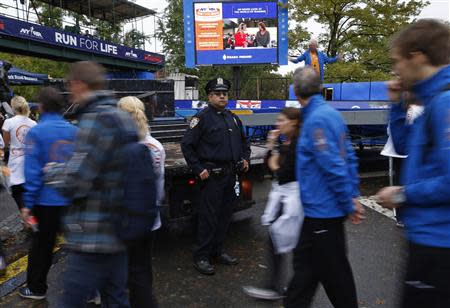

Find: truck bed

[164,142,268,176]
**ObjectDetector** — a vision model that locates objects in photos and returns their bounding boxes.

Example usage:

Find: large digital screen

[184,0,288,67]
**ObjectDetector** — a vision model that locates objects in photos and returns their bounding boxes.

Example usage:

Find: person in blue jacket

[289,39,341,81]
[376,19,450,308]
[19,87,77,300]
[284,67,364,308]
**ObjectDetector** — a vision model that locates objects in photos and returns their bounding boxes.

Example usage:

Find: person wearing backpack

[376,19,450,308]
[45,61,139,308]
[118,96,164,308]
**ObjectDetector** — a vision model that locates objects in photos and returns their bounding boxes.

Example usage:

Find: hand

[267,130,280,150]
[20,208,31,227]
[268,129,280,141]
[199,169,209,181]
[43,162,57,174]
[1,166,10,177]
[349,198,365,225]
[386,79,404,103]
[376,186,403,209]
[242,160,249,173]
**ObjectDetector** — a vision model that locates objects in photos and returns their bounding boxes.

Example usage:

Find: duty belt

[203,161,235,175]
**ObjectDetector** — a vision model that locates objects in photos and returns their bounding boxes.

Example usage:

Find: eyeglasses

[211,91,228,97]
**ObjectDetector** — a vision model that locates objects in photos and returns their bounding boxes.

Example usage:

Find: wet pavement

[0,175,407,308]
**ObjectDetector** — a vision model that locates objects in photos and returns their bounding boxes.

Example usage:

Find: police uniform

[181,78,251,274]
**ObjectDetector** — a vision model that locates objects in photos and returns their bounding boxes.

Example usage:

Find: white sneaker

[242,286,284,301]
[396,221,405,228]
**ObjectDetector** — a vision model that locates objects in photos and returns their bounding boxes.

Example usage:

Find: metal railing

[0,2,150,49]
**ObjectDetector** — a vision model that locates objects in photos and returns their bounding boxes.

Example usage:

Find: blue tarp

[289,81,390,101]
[7,67,49,85]
[106,71,155,80]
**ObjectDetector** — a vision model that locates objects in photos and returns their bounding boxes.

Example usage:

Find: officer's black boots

[194,259,215,275]
[215,252,239,265]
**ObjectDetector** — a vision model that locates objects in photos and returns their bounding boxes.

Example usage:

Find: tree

[123,29,149,50]
[33,1,64,29]
[0,52,69,100]
[156,0,186,70]
[288,0,428,81]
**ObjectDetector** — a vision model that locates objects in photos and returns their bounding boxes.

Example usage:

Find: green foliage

[193,65,282,100]
[323,61,390,83]
[289,0,428,81]
[92,19,123,44]
[34,1,64,29]
[156,0,186,71]
[0,52,69,100]
[123,29,149,49]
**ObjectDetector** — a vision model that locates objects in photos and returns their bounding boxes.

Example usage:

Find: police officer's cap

[205,77,231,94]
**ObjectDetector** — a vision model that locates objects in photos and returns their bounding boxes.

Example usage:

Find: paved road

[0,178,407,308]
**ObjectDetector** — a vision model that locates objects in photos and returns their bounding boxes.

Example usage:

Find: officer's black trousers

[194,173,236,262]
[401,242,450,308]
[284,217,358,308]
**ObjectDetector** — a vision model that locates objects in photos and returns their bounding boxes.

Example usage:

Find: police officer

[181,77,251,275]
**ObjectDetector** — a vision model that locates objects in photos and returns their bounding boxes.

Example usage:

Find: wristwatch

[392,187,406,204]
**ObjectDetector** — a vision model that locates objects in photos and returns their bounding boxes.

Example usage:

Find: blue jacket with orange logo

[24,112,77,209]
[296,94,359,218]
[291,50,338,81]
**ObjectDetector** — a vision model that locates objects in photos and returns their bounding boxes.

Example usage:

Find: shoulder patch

[190,117,200,129]
[313,128,328,151]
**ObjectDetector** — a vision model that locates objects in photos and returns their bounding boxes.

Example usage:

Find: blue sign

[175,99,391,111]
[7,66,49,85]
[197,48,277,65]
[0,15,165,67]
[222,2,278,18]
[184,0,288,67]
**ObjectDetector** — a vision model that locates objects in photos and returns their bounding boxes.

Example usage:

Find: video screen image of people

[223,19,277,49]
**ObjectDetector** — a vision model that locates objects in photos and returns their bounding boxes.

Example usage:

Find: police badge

[190,117,200,129]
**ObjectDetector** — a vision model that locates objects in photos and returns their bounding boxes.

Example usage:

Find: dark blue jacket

[24,113,77,209]
[297,95,359,218]
[291,50,338,80]
[391,65,450,248]
[181,105,251,175]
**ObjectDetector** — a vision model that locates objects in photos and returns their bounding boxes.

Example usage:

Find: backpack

[118,142,158,241]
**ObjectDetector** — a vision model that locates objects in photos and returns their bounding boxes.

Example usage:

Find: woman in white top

[117,96,165,308]
[2,96,36,210]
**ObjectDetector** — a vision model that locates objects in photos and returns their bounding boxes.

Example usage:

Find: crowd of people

[0,18,448,308]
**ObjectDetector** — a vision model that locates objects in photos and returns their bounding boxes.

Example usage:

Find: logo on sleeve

[190,117,200,129]
[313,128,328,151]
